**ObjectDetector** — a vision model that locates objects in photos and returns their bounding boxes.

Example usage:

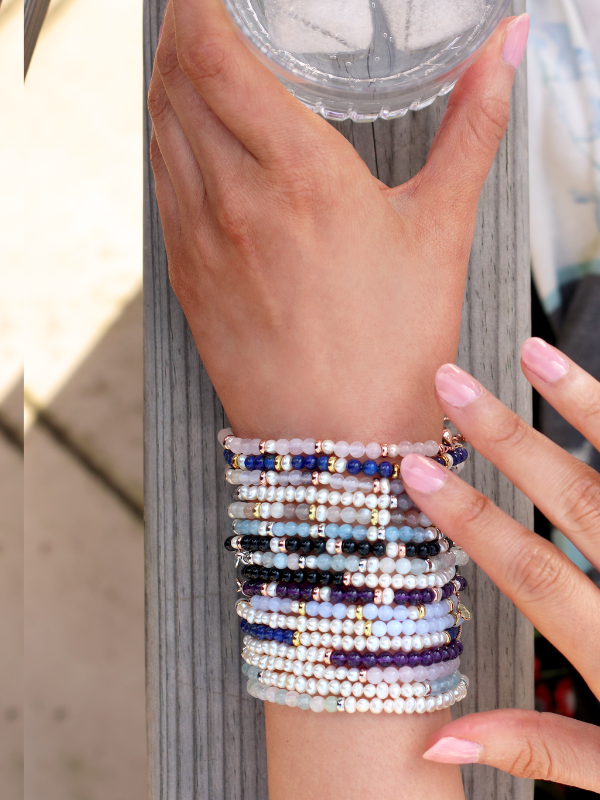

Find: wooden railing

[143,1,534,797]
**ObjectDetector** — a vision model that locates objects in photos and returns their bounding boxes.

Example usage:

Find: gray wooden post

[143,2,534,798]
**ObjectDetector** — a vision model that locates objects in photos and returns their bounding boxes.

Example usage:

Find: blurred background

[1,0,599,798]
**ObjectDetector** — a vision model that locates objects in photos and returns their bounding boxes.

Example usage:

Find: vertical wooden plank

[144,1,533,798]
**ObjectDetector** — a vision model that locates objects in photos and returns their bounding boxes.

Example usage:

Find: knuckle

[178,35,230,87]
[213,199,255,252]
[460,491,496,529]
[147,81,170,122]
[507,715,555,781]
[155,38,181,80]
[463,91,510,153]
[486,410,531,452]
[508,542,568,605]
[560,464,600,536]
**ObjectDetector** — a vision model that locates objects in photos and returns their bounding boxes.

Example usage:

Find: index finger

[172,0,321,160]
[399,454,600,696]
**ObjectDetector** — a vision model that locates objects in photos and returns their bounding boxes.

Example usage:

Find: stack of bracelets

[219,426,472,715]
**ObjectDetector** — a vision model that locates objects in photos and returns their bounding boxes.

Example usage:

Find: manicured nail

[423,737,481,764]
[501,14,530,69]
[436,364,482,407]
[401,454,448,494]
[521,337,569,383]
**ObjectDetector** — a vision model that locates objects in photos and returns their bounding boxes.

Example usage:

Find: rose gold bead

[312,471,319,485]
[260,471,267,486]
[397,544,406,557]
[359,669,368,683]
[278,539,286,552]
[312,587,321,601]
[315,440,323,454]
[259,440,267,454]
[324,649,333,665]
[381,444,388,457]
[373,589,383,605]
[260,583,268,596]
[335,540,343,554]
[343,572,351,586]
[372,478,380,494]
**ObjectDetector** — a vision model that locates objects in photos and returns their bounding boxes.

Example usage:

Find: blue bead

[264,455,276,470]
[273,522,286,536]
[325,524,339,539]
[283,631,294,645]
[223,449,231,462]
[273,629,283,642]
[378,461,393,477]
[297,523,310,538]
[284,522,297,535]
[291,455,304,469]
[433,457,445,466]
[346,459,361,475]
[363,460,378,476]
[254,455,265,470]
[338,524,353,540]
[304,455,317,470]
[385,526,399,541]
[245,456,255,470]
[316,455,329,472]
[353,526,367,541]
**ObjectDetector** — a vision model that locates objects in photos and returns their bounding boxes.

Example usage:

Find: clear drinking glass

[221,0,512,120]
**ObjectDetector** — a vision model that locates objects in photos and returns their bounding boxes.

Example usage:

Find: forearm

[227,332,464,800]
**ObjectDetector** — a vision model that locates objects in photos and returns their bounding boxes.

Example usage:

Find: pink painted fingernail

[436,364,482,407]
[501,14,530,69]
[521,338,570,383]
[423,737,481,764]
[401,454,448,494]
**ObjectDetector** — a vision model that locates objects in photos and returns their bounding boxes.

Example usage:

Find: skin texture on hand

[147,2,529,797]
[399,339,600,792]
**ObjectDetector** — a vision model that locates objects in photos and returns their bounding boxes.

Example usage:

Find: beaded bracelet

[241,575,466,603]
[239,563,457,591]
[224,449,468,477]
[232,519,441,544]
[246,675,469,715]
[246,593,459,621]
[227,533,446,558]
[242,649,461,682]
[219,428,466,460]
[242,633,464,668]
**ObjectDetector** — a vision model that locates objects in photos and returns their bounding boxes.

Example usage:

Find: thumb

[422,709,600,792]
[404,14,529,218]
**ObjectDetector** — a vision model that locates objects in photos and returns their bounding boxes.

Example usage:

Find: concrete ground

[14,0,147,796]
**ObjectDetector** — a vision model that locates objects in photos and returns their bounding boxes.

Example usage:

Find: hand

[148,0,530,443]
[397,337,600,792]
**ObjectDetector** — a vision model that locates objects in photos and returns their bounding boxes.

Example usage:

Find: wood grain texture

[144,0,534,796]
[24,0,51,76]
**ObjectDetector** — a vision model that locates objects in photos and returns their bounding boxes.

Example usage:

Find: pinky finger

[149,129,181,240]
[423,709,600,792]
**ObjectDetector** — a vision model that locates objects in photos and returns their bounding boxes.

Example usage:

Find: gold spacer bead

[253,503,261,519]
[308,504,317,521]
[292,632,301,646]
[327,456,336,473]
[298,602,306,616]
[364,621,372,636]
[355,605,364,620]
[371,508,379,525]
[232,454,240,469]
[457,603,472,621]
[274,455,283,472]
[443,631,451,644]
[417,604,426,619]
[392,463,401,479]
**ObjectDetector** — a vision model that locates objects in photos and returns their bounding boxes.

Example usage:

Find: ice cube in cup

[265,0,374,54]
[379,0,486,51]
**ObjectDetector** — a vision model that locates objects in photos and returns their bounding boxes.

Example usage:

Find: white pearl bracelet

[247,594,456,620]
